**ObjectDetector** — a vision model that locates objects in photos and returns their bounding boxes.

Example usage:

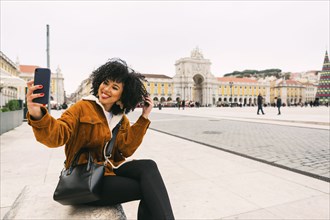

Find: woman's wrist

[29,107,46,121]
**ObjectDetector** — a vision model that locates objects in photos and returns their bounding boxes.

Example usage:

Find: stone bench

[4,184,127,220]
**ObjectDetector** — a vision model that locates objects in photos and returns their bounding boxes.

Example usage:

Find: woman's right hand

[26,80,45,120]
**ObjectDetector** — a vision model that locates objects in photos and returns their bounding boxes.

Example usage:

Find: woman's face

[98,80,124,111]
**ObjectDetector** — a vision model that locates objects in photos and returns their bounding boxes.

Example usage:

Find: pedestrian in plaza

[177,99,181,110]
[310,100,313,107]
[276,97,282,115]
[182,100,185,110]
[26,58,175,220]
[257,93,265,115]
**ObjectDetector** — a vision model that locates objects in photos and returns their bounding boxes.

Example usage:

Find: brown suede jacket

[27,95,150,176]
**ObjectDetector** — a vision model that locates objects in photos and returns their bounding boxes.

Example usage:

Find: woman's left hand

[142,96,153,119]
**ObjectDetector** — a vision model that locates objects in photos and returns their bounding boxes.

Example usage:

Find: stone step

[3,184,126,220]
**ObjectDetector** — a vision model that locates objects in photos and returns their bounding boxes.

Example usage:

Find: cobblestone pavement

[128,110,330,182]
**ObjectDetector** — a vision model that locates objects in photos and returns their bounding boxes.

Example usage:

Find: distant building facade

[72,48,323,107]
[0,51,23,107]
[69,78,92,103]
[142,74,173,103]
[144,48,270,106]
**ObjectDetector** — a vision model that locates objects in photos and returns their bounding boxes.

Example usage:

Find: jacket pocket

[79,115,103,125]
[78,116,103,147]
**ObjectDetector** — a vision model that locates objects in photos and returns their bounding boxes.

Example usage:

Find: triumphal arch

[173,47,218,106]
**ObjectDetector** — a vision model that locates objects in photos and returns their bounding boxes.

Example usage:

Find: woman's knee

[135,159,158,171]
[143,159,157,167]
[135,160,159,174]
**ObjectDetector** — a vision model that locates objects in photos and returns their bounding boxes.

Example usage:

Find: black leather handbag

[53,148,104,205]
[53,120,122,205]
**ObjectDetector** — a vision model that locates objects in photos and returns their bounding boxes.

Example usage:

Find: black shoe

[262,113,265,115]
[257,113,260,115]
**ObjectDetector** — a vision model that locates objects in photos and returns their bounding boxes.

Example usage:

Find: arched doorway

[153,97,159,105]
[193,74,204,104]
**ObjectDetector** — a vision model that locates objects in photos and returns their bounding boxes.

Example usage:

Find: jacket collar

[82,95,123,131]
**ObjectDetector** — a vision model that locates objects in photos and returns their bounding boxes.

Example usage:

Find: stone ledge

[4,184,127,220]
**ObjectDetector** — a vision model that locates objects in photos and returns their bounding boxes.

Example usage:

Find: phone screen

[33,68,51,104]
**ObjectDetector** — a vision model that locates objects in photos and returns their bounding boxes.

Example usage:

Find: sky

[1,1,329,94]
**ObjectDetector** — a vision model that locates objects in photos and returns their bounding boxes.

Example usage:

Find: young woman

[26,58,175,220]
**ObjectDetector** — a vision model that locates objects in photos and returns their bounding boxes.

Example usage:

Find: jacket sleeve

[27,104,80,148]
[116,115,150,157]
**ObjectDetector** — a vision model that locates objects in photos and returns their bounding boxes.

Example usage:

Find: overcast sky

[1,1,329,94]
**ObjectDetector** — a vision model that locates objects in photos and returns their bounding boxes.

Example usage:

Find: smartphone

[33,68,51,104]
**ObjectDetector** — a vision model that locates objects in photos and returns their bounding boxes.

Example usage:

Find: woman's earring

[116,100,124,110]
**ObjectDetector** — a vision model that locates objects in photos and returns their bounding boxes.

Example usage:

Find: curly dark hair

[90,58,148,115]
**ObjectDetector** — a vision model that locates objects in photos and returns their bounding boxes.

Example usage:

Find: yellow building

[273,79,305,105]
[142,74,174,103]
[216,77,269,106]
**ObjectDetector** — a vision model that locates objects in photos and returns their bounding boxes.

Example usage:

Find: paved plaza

[127,106,330,181]
[1,106,329,219]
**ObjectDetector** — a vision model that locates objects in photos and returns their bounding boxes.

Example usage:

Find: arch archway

[193,74,204,104]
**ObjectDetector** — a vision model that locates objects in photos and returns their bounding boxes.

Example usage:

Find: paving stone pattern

[129,112,330,181]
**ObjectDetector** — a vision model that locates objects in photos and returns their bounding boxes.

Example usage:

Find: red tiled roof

[302,82,315,86]
[286,80,301,85]
[217,77,257,83]
[278,80,303,86]
[19,65,40,73]
[142,73,172,79]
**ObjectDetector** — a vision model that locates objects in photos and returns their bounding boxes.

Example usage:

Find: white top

[105,111,113,127]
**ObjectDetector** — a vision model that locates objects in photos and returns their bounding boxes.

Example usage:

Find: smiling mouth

[101,92,110,99]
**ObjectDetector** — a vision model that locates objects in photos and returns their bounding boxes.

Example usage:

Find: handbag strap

[71,148,89,166]
[105,119,122,158]
[67,148,93,174]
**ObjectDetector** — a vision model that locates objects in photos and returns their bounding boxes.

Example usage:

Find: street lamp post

[46,24,51,113]
[229,81,233,107]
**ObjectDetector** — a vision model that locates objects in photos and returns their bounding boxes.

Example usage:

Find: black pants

[86,159,175,220]
[257,104,264,114]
